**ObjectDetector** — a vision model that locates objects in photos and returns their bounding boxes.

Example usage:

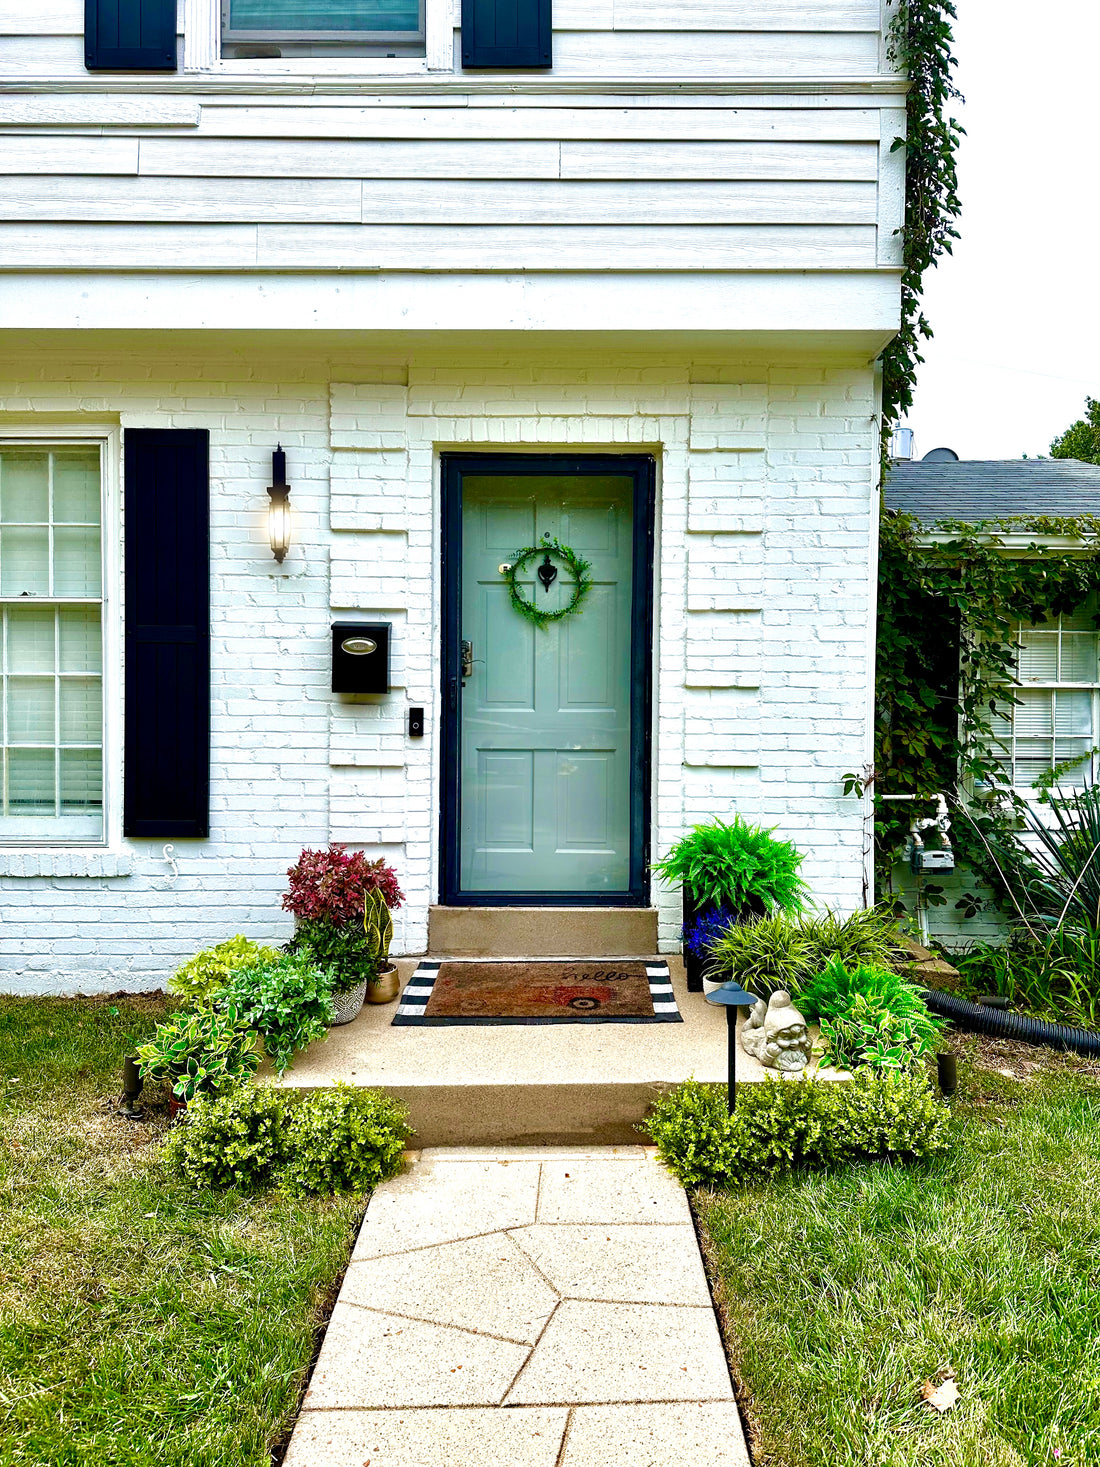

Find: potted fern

[652,816,808,992]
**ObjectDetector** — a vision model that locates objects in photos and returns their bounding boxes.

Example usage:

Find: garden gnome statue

[740,990,813,1073]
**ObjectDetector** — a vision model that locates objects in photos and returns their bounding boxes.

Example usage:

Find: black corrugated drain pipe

[922,988,1100,1058]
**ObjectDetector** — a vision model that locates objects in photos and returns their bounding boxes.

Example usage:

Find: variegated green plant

[363,886,394,975]
[135,1004,259,1102]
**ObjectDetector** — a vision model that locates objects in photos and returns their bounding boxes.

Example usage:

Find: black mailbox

[331,621,390,694]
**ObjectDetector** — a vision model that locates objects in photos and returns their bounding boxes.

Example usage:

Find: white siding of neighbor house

[0,348,877,993]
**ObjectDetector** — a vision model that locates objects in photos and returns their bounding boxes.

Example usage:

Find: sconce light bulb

[268,493,291,564]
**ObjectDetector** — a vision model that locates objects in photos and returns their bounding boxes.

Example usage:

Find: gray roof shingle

[883,459,1100,525]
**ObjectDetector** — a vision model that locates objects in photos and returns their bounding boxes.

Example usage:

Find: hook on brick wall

[162,844,179,887]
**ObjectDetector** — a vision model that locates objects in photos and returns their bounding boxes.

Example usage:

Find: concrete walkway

[285,1145,751,1467]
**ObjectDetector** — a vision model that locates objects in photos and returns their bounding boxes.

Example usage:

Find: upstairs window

[221,0,425,57]
[991,605,1100,792]
[0,446,104,844]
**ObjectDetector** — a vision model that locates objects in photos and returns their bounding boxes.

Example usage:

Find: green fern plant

[798,956,944,1073]
[652,816,808,914]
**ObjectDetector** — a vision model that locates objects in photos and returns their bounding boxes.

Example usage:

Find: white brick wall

[0,349,877,992]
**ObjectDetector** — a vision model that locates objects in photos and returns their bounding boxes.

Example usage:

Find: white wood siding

[0,96,900,275]
[0,2,903,290]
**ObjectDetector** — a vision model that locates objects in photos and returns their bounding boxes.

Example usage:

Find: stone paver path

[285,1145,750,1467]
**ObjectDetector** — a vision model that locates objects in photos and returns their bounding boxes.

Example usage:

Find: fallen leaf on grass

[921,1378,960,1412]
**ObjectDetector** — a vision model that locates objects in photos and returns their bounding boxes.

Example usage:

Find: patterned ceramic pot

[330,978,368,1026]
[365,965,401,1005]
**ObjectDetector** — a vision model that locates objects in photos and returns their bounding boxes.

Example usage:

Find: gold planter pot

[365,964,401,1004]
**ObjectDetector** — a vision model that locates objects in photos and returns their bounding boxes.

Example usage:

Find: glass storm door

[441,457,652,905]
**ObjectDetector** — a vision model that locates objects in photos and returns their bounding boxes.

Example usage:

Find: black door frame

[440,452,656,907]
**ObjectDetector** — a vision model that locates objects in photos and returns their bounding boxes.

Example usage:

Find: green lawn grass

[0,996,364,1467]
[695,1045,1100,1467]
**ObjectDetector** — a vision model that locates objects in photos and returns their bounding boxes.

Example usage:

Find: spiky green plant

[363,886,394,973]
[652,816,808,914]
[795,908,909,973]
[706,907,908,999]
[705,914,815,996]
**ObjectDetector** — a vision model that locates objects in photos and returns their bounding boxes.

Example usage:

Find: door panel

[459,472,634,895]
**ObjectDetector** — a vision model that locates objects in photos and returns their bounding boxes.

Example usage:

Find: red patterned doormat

[392,959,681,1025]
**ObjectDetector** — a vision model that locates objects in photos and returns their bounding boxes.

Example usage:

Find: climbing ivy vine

[879,0,964,470]
[874,511,1100,910]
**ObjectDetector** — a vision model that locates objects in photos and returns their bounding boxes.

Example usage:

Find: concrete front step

[278,958,850,1146]
[428,905,659,957]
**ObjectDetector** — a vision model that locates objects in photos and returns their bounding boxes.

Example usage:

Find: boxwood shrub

[643,1072,950,1188]
[165,1081,412,1196]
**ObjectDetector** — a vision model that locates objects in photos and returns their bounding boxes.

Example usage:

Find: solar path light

[704,981,761,1114]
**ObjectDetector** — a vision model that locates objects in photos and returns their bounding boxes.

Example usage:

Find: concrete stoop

[427,905,659,957]
[279,957,848,1147]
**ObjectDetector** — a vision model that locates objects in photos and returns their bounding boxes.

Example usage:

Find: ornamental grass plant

[706,906,907,997]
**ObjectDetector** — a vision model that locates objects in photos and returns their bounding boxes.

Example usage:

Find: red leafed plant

[282,846,403,927]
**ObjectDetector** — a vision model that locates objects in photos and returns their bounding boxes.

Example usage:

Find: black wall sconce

[267,445,292,563]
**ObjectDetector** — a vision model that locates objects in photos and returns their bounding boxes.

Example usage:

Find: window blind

[226,0,420,32]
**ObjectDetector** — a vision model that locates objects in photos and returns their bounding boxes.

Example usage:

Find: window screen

[0,447,104,843]
[989,605,1100,791]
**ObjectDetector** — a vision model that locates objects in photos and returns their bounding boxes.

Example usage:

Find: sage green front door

[459,473,635,895]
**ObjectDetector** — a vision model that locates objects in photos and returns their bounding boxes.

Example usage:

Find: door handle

[461,640,474,679]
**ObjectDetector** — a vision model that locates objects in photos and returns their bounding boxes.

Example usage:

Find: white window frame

[184,0,453,73]
[999,614,1100,796]
[0,428,121,851]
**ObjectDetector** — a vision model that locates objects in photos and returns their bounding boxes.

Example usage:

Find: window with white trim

[991,604,1100,791]
[221,0,425,58]
[0,445,104,843]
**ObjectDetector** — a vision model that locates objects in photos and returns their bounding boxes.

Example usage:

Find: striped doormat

[392,959,681,1026]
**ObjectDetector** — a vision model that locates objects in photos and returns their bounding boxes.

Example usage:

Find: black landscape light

[267,445,292,564]
[118,1055,145,1120]
[704,981,761,1114]
[937,1051,958,1098]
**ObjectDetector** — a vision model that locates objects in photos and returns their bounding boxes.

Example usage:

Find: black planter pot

[681,890,765,992]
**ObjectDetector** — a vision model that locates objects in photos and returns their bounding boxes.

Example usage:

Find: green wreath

[502,534,593,630]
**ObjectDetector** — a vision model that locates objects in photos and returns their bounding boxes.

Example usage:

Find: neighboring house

[885,453,1100,945]
[0,0,904,994]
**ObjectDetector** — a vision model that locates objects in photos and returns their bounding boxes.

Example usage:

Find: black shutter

[461,0,551,67]
[85,0,177,70]
[124,429,210,838]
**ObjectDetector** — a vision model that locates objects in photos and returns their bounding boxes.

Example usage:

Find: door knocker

[537,555,558,593]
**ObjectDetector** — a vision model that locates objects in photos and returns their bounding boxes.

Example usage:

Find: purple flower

[682,908,737,958]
